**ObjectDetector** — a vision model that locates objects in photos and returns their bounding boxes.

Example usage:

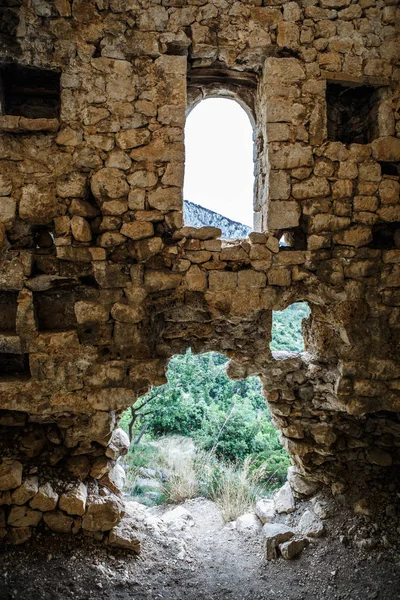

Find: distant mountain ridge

[183,200,252,239]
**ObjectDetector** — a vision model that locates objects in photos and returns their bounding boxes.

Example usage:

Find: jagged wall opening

[0,0,399,549]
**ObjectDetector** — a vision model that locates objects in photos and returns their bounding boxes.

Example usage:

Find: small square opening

[0,64,61,119]
[0,353,30,379]
[34,289,78,332]
[0,292,18,334]
[326,82,379,145]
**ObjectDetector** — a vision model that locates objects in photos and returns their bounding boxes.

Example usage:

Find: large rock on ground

[255,499,276,524]
[274,482,296,513]
[108,518,141,554]
[263,523,295,559]
[161,506,194,533]
[298,510,325,538]
[236,513,263,535]
[279,537,309,559]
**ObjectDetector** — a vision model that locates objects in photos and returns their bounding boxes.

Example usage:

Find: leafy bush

[120,347,295,491]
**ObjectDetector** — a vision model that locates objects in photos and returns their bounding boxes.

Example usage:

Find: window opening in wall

[326,82,380,145]
[118,350,290,516]
[379,162,400,178]
[33,289,78,332]
[0,292,18,334]
[371,223,400,250]
[0,353,30,379]
[184,98,254,239]
[271,302,310,353]
[0,64,61,119]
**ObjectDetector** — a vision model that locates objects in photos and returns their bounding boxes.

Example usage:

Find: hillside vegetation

[119,303,309,507]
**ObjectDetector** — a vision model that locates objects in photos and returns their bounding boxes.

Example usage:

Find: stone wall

[0,0,399,545]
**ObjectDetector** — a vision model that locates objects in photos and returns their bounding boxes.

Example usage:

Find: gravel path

[0,498,399,600]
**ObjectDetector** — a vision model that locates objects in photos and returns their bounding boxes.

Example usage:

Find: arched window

[183,98,255,239]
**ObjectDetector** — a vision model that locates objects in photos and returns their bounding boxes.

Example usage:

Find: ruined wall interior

[0,0,399,547]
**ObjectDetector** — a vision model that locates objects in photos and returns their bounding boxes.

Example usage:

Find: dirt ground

[0,498,399,600]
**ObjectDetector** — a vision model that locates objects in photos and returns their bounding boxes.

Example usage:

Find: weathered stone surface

[120,221,154,240]
[263,523,295,560]
[371,137,400,162]
[279,537,309,559]
[269,144,313,170]
[106,429,130,460]
[11,476,39,505]
[274,482,296,514]
[7,526,32,545]
[43,510,74,533]
[287,468,320,497]
[255,499,275,524]
[100,463,126,494]
[91,169,129,202]
[19,185,57,225]
[8,506,42,528]
[82,496,125,532]
[0,0,399,552]
[30,483,59,512]
[268,201,301,230]
[236,513,263,535]
[0,460,23,492]
[108,520,141,554]
[298,510,325,538]
[59,483,87,516]
[71,216,92,242]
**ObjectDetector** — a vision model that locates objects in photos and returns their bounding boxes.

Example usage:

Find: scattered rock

[236,513,263,535]
[255,499,276,524]
[263,523,295,560]
[162,506,195,533]
[108,519,141,554]
[279,537,309,559]
[274,482,296,514]
[298,510,325,538]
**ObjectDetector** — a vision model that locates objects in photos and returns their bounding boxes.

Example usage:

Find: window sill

[0,115,60,133]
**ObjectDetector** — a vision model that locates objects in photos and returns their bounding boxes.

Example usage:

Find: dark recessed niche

[326,82,380,145]
[0,292,18,333]
[0,64,61,119]
[34,289,78,332]
[370,223,400,249]
[379,162,400,178]
[0,353,30,378]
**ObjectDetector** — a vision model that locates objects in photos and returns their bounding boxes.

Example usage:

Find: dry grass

[154,436,200,503]
[125,436,271,520]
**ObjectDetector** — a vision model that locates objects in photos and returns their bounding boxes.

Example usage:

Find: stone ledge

[321,71,390,88]
[0,116,60,133]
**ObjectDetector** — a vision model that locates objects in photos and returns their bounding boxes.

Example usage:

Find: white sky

[183,98,255,227]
